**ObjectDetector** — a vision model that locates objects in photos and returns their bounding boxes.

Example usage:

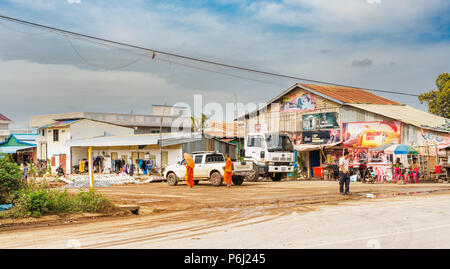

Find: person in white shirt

[339,150,351,195]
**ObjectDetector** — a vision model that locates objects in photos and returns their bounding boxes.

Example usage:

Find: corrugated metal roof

[299,84,402,105]
[347,104,448,130]
[0,113,12,122]
[11,134,38,143]
[40,119,80,129]
[66,133,202,147]
[0,134,37,146]
[0,146,35,154]
[238,83,403,120]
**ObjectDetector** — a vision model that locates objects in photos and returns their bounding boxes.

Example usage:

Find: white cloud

[67,0,81,4]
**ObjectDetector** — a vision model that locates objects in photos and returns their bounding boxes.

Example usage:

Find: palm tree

[190,113,209,134]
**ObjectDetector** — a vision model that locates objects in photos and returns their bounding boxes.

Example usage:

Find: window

[247,136,263,147]
[194,155,203,164]
[53,129,59,142]
[205,154,224,163]
[41,129,45,136]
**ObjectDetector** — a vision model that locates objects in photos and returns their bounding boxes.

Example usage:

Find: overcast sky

[0,0,449,128]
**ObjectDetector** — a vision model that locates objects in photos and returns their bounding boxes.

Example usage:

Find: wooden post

[88,146,94,190]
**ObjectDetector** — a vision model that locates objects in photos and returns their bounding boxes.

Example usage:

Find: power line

[0,14,420,97]
[64,36,143,70]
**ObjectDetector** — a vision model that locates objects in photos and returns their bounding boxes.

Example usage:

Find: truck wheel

[167,172,178,186]
[232,176,244,186]
[210,171,223,186]
[269,173,283,182]
[245,170,259,182]
[194,180,199,185]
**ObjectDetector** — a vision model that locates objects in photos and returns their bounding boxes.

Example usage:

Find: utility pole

[159,103,168,176]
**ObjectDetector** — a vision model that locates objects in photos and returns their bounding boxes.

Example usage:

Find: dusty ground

[1,180,450,248]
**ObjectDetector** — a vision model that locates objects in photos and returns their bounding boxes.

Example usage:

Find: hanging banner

[343,121,401,148]
[280,92,316,112]
[302,112,339,130]
[302,129,341,145]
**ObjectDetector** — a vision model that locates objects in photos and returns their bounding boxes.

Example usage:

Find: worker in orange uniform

[223,154,233,188]
[184,153,195,188]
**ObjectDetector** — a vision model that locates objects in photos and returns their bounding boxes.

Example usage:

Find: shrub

[1,188,117,218]
[0,155,25,204]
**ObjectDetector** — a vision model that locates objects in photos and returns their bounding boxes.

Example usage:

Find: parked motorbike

[358,161,375,184]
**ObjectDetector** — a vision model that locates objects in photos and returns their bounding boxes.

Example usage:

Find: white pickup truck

[163,151,254,186]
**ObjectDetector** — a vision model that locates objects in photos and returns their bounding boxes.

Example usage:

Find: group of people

[183,153,233,189]
[393,157,420,183]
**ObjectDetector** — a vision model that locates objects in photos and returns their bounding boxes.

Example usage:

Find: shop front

[343,121,403,182]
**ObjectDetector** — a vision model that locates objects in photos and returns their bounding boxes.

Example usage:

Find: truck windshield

[265,133,294,152]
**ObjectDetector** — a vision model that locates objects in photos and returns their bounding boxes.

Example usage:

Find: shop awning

[66,133,203,147]
[294,142,341,152]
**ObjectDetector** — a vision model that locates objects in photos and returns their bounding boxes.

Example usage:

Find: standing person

[184,153,195,188]
[409,157,420,183]
[223,154,233,188]
[339,150,351,195]
[23,163,28,182]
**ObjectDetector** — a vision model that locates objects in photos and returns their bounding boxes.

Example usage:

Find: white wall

[70,120,134,139]
[37,119,134,173]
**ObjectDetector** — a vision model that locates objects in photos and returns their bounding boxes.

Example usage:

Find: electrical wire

[0,14,420,97]
[64,36,142,70]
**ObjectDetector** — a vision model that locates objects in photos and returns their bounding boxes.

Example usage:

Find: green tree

[190,113,209,133]
[0,155,24,204]
[418,73,450,118]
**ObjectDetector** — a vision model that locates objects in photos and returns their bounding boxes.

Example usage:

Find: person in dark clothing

[339,149,351,195]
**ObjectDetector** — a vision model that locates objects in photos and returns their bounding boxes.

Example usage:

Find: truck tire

[269,173,283,182]
[194,180,199,185]
[245,169,259,182]
[167,172,178,186]
[210,171,223,186]
[232,176,244,186]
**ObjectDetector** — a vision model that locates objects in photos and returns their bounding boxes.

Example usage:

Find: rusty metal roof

[298,84,402,105]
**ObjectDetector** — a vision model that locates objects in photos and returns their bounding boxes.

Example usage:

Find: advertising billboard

[280,92,316,112]
[302,112,339,131]
[343,121,401,148]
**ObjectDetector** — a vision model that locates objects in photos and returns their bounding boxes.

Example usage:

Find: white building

[37,119,134,173]
[29,105,191,134]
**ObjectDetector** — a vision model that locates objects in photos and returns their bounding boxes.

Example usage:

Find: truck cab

[243,133,294,181]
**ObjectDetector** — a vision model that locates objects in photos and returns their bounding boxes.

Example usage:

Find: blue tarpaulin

[0,204,13,211]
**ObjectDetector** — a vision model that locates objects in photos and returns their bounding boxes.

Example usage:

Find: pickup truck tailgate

[233,161,254,173]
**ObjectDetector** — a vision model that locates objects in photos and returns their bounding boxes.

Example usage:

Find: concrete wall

[70,120,134,139]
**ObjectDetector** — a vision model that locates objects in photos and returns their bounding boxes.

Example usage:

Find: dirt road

[1,181,450,248]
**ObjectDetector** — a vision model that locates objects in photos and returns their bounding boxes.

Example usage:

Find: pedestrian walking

[184,153,195,188]
[223,154,233,188]
[339,150,351,195]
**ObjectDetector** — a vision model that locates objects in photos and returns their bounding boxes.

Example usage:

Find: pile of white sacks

[61,173,159,188]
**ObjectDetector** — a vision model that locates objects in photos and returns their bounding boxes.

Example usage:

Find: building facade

[240,83,449,178]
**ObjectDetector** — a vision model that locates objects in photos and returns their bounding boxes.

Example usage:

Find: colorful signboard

[343,121,401,148]
[280,92,316,112]
[302,112,339,130]
[286,130,340,146]
[302,130,341,145]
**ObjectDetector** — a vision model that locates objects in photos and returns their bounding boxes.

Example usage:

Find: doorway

[310,150,320,177]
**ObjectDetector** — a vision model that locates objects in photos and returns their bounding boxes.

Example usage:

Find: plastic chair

[393,167,404,183]
[407,167,419,183]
